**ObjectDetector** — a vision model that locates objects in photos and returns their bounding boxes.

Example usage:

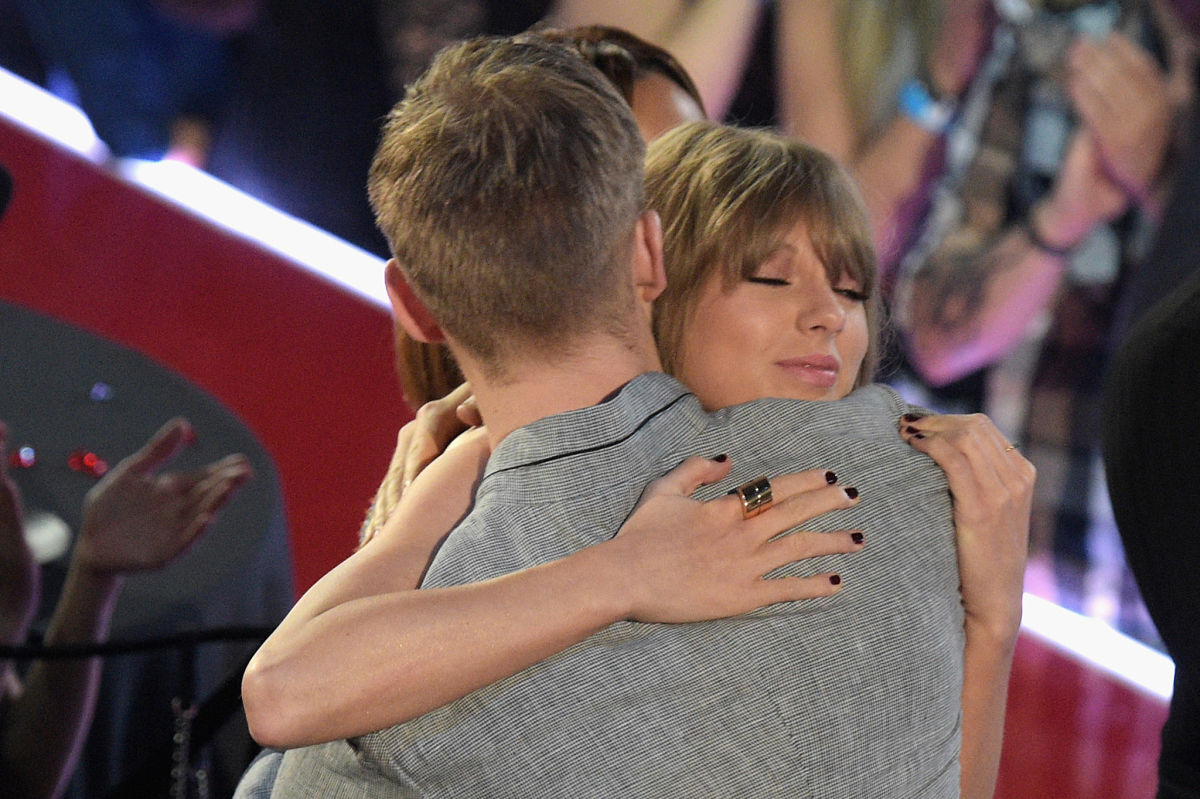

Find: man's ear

[384,259,445,343]
[633,209,666,303]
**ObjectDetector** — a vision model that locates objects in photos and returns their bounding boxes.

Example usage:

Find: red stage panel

[0,111,411,594]
[998,632,1168,799]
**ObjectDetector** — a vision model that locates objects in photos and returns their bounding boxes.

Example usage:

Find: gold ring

[734,476,773,519]
[1004,443,1019,452]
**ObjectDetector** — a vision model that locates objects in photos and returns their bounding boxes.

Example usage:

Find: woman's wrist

[898,78,956,136]
[43,560,122,645]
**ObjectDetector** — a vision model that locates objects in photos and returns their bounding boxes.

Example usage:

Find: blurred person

[375,0,549,100]
[889,0,1195,630]
[1103,269,1200,799]
[10,0,261,165]
[775,0,995,277]
[0,418,252,799]
[237,32,1029,796]
[1102,74,1200,796]
[546,0,762,121]
[202,0,394,256]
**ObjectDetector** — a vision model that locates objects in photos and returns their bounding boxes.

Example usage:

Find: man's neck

[463,335,662,448]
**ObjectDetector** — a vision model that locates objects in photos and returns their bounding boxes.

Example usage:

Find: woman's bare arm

[900,412,1034,799]
[242,456,865,749]
[547,0,763,119]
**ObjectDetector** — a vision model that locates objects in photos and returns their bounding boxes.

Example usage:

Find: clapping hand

[74,418,253,574]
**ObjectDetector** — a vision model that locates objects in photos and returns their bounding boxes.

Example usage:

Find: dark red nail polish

[844,486,859,500]
[712,453,728,463]
[902,413,924,422]
[904,425,920,434]
[851,532,864,545]
[825,470,837,485]
[913,433,925,440]
[829,574,842,586]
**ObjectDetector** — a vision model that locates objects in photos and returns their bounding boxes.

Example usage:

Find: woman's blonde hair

[646,121,881,389]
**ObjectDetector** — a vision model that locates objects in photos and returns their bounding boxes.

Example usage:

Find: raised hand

[1066,31,1174,204]
[74,418,253,574]
[1036,126,1131,251]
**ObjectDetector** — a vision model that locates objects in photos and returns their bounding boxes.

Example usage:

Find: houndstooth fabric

[270,372,963,798]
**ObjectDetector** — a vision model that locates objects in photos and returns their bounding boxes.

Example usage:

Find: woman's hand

[611,456,866,624]
[1066,31,1174,205]
[899,413,1032,639]
[370,425,492,586]
[75,418,253,574]
[362,382,479,546]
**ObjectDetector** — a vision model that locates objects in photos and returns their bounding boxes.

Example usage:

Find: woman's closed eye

[745,274,869,302]
[746,276,789,287]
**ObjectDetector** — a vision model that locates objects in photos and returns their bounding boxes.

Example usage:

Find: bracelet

[898,78,956,135]
[1022,215,1073,258]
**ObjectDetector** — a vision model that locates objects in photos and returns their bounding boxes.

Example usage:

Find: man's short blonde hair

[368,35,646,372]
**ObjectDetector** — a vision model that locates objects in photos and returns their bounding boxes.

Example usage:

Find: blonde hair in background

[836,0,945,132]
[368,34,646,375]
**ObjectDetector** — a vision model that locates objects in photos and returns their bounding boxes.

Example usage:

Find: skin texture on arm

[242,456,865,749]
[547,0,762,120]
[775,0,992,274]
[0,419,252,799]
[900,413,1033,799]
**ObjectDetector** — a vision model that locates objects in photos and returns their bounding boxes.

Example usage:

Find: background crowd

[1,0,1197,797]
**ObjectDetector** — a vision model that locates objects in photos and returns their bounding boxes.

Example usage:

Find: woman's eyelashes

[744,274,868,303]
[746,276,789,286]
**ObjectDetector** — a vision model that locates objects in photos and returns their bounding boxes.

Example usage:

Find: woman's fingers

[639,455,734,504]
[455,392,482,427]
[897,411,1032,633]
[618,461,865,622]
[752,572,847,605]
[899,413,1033,514]
[124,417,192,477]
[402,382,476,489]
[739,471,860,537]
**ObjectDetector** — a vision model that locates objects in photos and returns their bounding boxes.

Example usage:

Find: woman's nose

[797,284,846,333]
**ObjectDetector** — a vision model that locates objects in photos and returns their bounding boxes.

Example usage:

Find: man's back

[272,373,962,798]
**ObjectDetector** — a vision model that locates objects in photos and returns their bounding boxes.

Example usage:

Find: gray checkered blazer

[268,372,963,798]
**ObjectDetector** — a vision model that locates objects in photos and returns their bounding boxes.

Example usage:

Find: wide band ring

[734,476,773,519]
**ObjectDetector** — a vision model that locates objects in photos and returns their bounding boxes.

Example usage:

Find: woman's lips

[776,355,839,389]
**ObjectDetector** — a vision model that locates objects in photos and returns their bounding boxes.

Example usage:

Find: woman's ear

[633,209,667,304]
[385,260,445,343]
